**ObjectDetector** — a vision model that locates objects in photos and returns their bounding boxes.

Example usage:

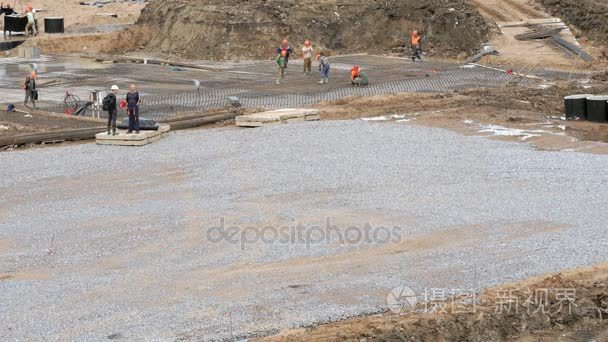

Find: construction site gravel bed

[1,121,608,340]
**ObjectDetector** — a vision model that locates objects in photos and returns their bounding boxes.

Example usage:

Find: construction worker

[23,72,37,108]
[276,39,293,69]
[411,30,422,62]
[317,52,330,84]
[0,3,15,15]
[24,7,36,36]
[301,39,314,75]
[103,85,119,135]
[275,50,287,84]
[126,84,141,134]
[351,66,368,87]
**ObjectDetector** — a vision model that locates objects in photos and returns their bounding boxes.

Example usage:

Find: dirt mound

[134,0,489,60]
[261,264,608,341]
[538,0,608,46]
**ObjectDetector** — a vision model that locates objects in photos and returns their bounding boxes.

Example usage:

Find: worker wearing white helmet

[102,85,119,135]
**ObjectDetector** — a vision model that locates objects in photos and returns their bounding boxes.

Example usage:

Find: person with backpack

[317,52,330,84]
[24,72,37,108]
[126,84,141,134]
[103,85,119,136]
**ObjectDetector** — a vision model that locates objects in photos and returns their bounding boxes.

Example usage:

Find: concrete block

[95,125,170,146]
[236,108,320,127]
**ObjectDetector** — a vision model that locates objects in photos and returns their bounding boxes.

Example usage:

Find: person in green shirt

[275,50,287,85]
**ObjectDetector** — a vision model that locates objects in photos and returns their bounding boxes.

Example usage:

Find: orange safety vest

[411,34,421,46]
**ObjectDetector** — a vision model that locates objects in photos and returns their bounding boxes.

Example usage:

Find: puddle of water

[478,124,542,141]
[361,116,390,121]
[361,114,410,122]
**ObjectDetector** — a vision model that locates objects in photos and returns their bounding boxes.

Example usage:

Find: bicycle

[62,90,80,115]
[62,90,94,116]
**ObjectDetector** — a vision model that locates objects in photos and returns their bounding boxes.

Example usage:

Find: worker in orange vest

[411,30,422,62]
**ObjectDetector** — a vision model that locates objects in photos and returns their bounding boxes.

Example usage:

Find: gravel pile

[1,120,607,340]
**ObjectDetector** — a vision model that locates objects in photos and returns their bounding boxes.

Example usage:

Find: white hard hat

[111,85,119,90]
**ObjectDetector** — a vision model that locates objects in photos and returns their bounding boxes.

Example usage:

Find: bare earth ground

[2,0,148,55]
[315,81,608,155]
[14,0,144,28]
[260,264,608,341]
[472,0,607,71]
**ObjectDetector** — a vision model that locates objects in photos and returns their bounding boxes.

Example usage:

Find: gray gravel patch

[0,120,607,341]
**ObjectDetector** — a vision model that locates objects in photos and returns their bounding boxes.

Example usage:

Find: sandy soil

[471,0,605,71]
[0,110,103,136]
[260,264,608,341]
[539,0,608,48]
[1,0,148,55]
[8,0,145,28]
[472,0,547,23]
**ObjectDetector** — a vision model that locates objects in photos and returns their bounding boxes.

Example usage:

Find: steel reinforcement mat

[0,55,589,120]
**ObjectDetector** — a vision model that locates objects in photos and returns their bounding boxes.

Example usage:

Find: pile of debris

[514,24,592,62]
[538,0,608,48]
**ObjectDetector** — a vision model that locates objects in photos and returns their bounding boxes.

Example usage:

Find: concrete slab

[236,108,320,127]
[95,124,170,146]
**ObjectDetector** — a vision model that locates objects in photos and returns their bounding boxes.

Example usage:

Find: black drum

[564,94,591,120]
[586,96,608,123]
[3,15,27,36]
[44,17,64,34]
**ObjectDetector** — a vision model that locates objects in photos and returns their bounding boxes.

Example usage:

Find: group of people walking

[274,31,422,86]
[273,38,351,86]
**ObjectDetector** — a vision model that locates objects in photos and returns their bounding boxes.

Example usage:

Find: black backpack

[102,94,112,111]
